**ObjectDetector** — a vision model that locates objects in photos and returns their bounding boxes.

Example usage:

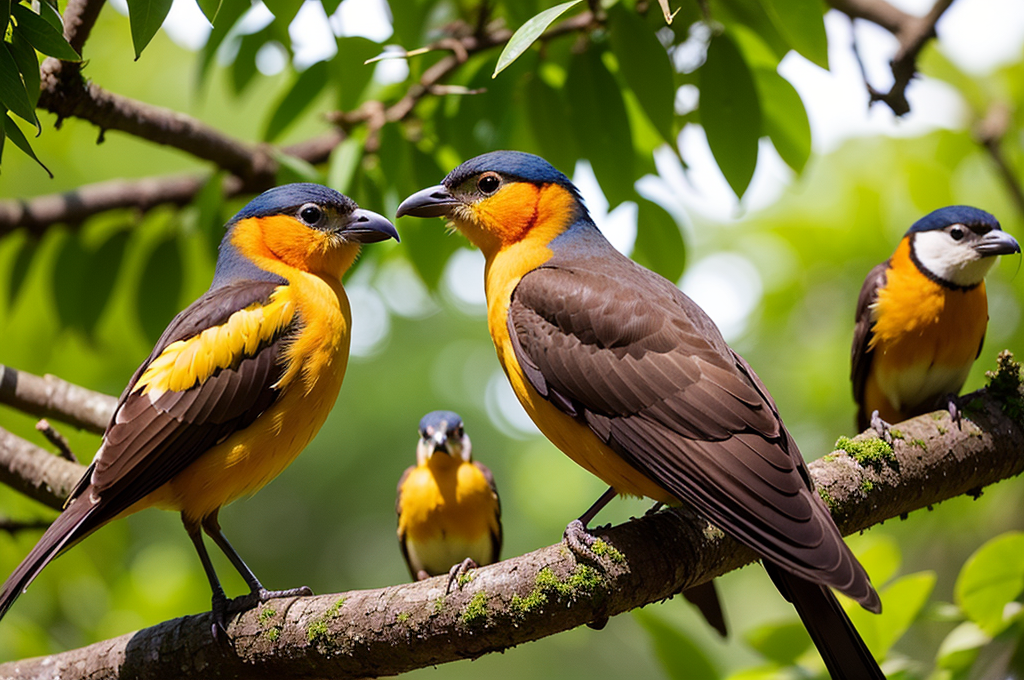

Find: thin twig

[35,419,78,463]
[974,101,1024,222]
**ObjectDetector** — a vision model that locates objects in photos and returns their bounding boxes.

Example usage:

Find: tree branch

[1,361,1022,679]
[0,11,592,234]
[974,101,1024,222]
[828,0,956,116]
[0,364,116,434]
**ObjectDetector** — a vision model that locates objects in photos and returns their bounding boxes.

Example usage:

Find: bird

[397,151,884,679]
[0,183,398,639]
[852,205,1019,435]
[396,410,501,586]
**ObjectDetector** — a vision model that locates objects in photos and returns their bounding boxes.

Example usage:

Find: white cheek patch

[913,230,997,287]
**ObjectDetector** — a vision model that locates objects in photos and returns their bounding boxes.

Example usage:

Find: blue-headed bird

[397,151,883,679]
[397,411,501,586]
[852,206,1019,435]
[0,183,397,639]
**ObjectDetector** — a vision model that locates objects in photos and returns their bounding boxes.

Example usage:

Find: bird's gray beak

[975,229,1021,256]
[396,185,458,219]
[342,209,400,243]
[431,430,450,454]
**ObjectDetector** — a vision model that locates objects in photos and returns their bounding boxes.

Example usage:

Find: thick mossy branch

[1,366,1022,679]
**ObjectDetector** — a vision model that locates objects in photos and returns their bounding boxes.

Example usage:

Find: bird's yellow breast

[398,459,499,543]
[144,271,352,522]
[482,232,675,504]
[867,238,988,415]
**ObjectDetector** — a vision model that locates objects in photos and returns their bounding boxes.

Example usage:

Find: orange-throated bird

[396,411,501,585]
[0,183,397,639]
[852,206,1019,435]
[397,151,883,679]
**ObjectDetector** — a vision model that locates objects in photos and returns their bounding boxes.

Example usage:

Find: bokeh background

[1,0,1024,677]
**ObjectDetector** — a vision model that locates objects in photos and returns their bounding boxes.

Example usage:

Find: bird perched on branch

[0,183,397,639]
[852,206,1019,435]
[397,411,501,586]
[398,151,884,679]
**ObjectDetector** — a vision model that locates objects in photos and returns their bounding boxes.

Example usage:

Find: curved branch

[1,370,1023,678]
[829,0,957,116]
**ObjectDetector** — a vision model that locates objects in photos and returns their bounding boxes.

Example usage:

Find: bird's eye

[478,174,500,195]
[950,226,965,241]
[299,204,323,225]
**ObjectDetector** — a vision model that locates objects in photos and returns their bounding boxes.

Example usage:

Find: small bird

[852,206,1019,434]
[397,411,501,585]
[0,183,397,639]
[398,151,883,679]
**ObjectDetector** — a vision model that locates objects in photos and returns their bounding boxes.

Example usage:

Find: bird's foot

[564,519,597,558]
[210,590,232,647]
[870,410,893,445]
[947,393,963,429]
[445,558,479,594]
[644,502,665,517]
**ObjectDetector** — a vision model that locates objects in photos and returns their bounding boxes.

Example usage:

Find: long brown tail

[764,561,886,680]
[0,498,100,621]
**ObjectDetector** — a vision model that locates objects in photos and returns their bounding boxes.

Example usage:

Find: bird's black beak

[975,229,1021,256]
[342,209,400,243]
[396,185,458,219]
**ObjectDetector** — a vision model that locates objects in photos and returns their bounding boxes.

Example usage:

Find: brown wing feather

[473,460,503,563]
[851,262,889,431]
[509,249,877,609]
[74,281,295,520]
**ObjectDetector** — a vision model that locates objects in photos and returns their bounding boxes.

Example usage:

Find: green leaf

[37,1,63,32]
[1,0,10,36]
[700,31,760,199]
[263,0,303,23]
[758,0,828,70]
[327,136,362,195]
[753,68,810,173]
[956,532,1024,636]
[197,0,250,84]
[80,229,130,335]
[126,0,174,59]
[493,0,582,78]
[274,152,325,184]
[230,27,265,95]
[936,621,989,672]
[565,47,635,208]
[11,3,80,61]
[53,230,89,331]
[6,234,35,308]
[632,198,686,282]
[137,233,184,345]
[744,620,811,665]
[193,171,226,260]
[331,36,379,111]
[846,570,935,657]
[4,114,51,176]
[321,0,343,17]
[264,60,329,141]
[849,534,902,589]
[196,0,221,24]
[524,74,577,173]
[9,31,41,108]
[0,41,38,126]
[608,4,675,143]
[633,609,718,680]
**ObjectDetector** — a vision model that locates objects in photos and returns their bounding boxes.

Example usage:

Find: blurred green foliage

[0,0,1022,678]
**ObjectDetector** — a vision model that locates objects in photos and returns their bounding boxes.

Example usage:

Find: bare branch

[974,101,1024,221]
[0,517,52,534]
[58,0,106,56]
[1,374,1022,679]
[0,427,83,511]
[0,364,116,435]
[828,0,957,116]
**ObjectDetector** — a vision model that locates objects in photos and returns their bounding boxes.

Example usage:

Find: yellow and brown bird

[852,206,1019,434]
[397,411,501,584]
[0,183,397,638]
[398,151,883,679]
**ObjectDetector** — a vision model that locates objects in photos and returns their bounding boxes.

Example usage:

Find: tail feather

[764,561,886,680]
[0,498,98,621]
